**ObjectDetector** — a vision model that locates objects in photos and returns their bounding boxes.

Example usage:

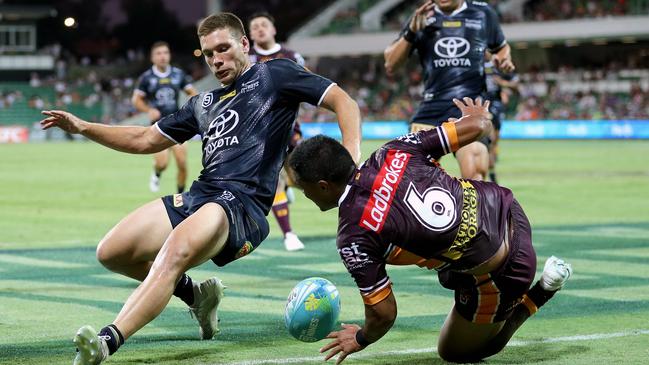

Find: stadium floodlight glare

[64,17,76,27]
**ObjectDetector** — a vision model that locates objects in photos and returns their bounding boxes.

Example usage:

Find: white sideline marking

[219,329,649,365]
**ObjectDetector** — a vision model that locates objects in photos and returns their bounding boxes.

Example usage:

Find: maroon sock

[272,202,292,236]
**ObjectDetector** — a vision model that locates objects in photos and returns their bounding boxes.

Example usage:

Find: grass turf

[0,139,648,364]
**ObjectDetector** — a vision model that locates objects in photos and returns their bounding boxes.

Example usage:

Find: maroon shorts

[438,200,537,324]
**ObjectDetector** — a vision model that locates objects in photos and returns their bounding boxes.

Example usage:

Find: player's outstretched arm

[40,110,174,154]
[492,43,515,73]
[384,1,433,75]
[320,292,397,364]
[319,85,362,164]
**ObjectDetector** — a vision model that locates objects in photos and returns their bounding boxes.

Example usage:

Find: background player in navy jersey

[132,41,198,193]
[39,12,361,365]
[484,56,519,183]
[384,0,515,181]
[288,98,571,364]
[248,11,307,251]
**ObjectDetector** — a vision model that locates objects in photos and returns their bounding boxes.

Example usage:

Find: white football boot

[285,187,296,204]
[540,256,573,291]
[189,277,226,340]
[284,232,305,251]
[149,172,160,192]
[73,325,109,365]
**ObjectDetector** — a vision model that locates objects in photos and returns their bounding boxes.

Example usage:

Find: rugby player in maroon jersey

[288,97,572,364]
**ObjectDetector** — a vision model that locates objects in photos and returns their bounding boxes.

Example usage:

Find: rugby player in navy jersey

[288,98,571,364]
[40,12,361,365]
[384,0,515,181]
[132,41,198,193]
[484,57,519,184]
[248,11,307,251]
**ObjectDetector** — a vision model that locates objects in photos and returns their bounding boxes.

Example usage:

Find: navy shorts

[488,100,504,131]
[161,188,269,266]
[411,99,491,148]
[438,200,537,324]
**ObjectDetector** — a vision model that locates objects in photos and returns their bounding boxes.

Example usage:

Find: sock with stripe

[98,324,124,355]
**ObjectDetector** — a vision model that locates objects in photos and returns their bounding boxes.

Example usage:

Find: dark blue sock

[173,273,195,306]
[98,324,124,355]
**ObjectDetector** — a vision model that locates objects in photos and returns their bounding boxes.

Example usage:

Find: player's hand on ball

[453,97,491,120]
[320,323,364,365]
[409,1,434,32]
[147,108,161,122]
[40,110,86,134]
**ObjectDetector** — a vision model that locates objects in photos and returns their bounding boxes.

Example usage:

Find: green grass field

[1,139,648,365]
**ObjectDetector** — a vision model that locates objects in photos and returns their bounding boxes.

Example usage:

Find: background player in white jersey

[132,41,198,193]
[384,0,515,181]
[40,12,361,365]
[248,12,307,251]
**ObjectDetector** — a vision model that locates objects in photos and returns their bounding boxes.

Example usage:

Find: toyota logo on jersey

[204,109,240,157]
[206,109,239,139]
[435,37,470,58]
[433,37,472,68]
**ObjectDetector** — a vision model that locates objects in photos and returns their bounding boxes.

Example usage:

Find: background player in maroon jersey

[248,12,306,251]
[288,97,572,364]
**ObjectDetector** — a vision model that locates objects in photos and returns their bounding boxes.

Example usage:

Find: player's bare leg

[171,143,188,193]
[488,129,500,183]
[96,199,171,281]
[150,149,170,192]
[75,203,230,364]
[437,257,572,363]
[273,169,304,251]
[455,141,489,180]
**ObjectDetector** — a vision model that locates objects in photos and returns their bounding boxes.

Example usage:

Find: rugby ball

[285,277,341,342]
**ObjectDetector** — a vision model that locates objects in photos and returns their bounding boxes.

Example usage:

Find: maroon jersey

[337,123,514,305]
[249,44,305,67]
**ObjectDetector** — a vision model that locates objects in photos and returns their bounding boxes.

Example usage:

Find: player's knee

[158,237,193,270]
[96,237,119,269]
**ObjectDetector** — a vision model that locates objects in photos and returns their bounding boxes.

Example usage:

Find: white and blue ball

[285,277,341,342]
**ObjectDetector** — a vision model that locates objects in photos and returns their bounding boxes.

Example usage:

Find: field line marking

[220,329,649,365]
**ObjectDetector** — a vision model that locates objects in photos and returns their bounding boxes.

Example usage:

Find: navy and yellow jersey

[336,125,514,305]
[402,0,506,102]
[155,59,335,215]
[134,66,194,118]
[485,60,518,102]
[249,44,305,67]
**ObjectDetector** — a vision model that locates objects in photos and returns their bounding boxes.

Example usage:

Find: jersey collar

[434,0,467,16]
[152,65,171,78]
[253,43,281,56]
[338,185,352,207]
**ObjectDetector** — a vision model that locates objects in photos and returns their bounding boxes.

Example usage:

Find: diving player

[384,0,515,181]
[132,41,198,193]
[288,97,571,364]
[40,12,361,365]
[248,11,306,251]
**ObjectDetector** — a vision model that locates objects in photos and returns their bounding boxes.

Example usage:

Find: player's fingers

[475,97,483,106]
[321,339,339,352]
[336,352,349,365]
[324,347,342,361]
[447,118,459,123]
[452,98,466,109]
[484,100,491,110]
[41,121,56,130]
[463,97,474,107]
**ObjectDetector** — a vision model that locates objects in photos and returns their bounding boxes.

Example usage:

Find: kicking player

[132,41,198,193]
[248,11,306,251]
[484,57,519,184]
[40,12,361,365]
[288,97,571,364]
[384,0,515,180]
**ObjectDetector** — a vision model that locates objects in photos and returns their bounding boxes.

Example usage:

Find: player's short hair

[288,135,355,185]
[198,12,246,39]
[150,41,169,52]
[248,11,275,26]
